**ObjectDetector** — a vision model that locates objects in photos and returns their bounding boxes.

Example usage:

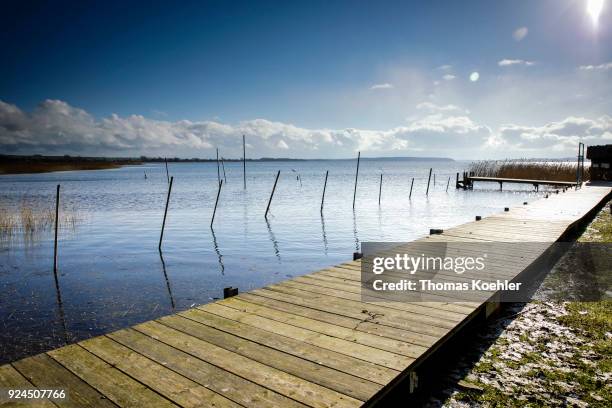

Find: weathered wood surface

[467,176,576,187]
[1,183,609,407]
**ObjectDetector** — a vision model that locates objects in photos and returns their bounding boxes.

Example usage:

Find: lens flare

[587,0,605,25]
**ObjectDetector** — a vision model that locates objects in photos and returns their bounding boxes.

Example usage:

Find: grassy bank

[468,160,588,182]
[437,200,611,407]
[0,155,141,174]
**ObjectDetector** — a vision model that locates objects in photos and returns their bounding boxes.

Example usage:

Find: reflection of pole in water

[53,268,69,344]
[210,228,225,275]
[352,210,360,251]
[265,218,281,261]
[320,214,328,255]
[158,250,176,311]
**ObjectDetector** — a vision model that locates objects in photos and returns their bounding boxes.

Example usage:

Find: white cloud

[442,74,456,81]
[513,26,528,41]
[416,102,464,113]
[1,99,609,159]
[579,62,612,71]
[370,83,393,90]
[498,59,535,67]
[437,64,453,70]
[491,115,612,152]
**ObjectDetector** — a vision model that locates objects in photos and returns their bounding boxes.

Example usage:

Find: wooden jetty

[456,173,576,191]
[1,183,610,407]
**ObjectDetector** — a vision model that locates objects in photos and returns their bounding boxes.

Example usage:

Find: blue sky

[1,0,611,158]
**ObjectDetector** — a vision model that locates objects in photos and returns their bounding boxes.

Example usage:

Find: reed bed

[468,160,588,182]
[0,199,81,240]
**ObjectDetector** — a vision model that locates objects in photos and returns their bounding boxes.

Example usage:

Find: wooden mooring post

[53,184,60,274]
[164,158,170,184]
[216,148,221,186]
[426,168,432,195]
[353,151,360,209]
[446,176,450,192]
[409,177,414,199]
[378,173,383,206]
[243,135,247,189]
[159,176,174,250]
[265,170,280,219]
[211,179,223,228]
[320,170,328,214]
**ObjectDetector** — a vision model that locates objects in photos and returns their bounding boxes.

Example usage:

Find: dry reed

[468,160,588,182]
[0,198,81,239]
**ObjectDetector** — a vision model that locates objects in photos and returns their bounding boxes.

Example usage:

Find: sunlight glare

[587,0,605,26]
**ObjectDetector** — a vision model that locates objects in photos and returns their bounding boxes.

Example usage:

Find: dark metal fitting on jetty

[223,287,239,299]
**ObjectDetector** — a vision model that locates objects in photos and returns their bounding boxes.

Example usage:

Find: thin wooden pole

[159,176,174,250]
[352,151,360,209]
[211,179,223,228]
[320,170,328,214]
[433,173,436,186]
[53,184,60,274]
[243,135,246,189]
[265,170,280,219]
[378,173,383,206]
[164,158,169,184]
[426,168,432,195]
[216,148,220,186]
[409,177,414,199]
[221,159,227,183]
[446,176,450,192]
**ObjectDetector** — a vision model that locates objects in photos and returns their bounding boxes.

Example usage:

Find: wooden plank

[180,307,404,384]
[12,354,117,408]
[197,303,413,372]
[47,344,176,408]
[264,283,461,332]
[80,336,240,408]
[157,314,378,402]
[133,321,362,408]
[0,364,57,407]
[219,296,429,358]
[284,277,482,316]
[251,287,450,338]
[302,273,492,308]
[108,328,303,408]
[237,292,440,348]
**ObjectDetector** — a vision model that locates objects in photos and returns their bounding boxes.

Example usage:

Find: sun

[587,0,605,26]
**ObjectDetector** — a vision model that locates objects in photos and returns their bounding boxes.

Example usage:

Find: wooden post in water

[164,158,170,184]
[243,135,246,189]
[446,176,450,192]
[216,148,220,186]
[265,170,280,219]
[159,176,174,250]
[211,179,223,228]
[221,159,227,183]
[409,177,414,199]
[426,168,432,195]
[53,184,60,274]
[352,151,360,209]
[378,173,383,206]
[433,173,436,186]
[320,170,329,214]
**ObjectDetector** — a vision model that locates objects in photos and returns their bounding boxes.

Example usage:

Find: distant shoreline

[0,154,455,174]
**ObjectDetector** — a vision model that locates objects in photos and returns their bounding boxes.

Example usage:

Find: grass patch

[0,198,80,239]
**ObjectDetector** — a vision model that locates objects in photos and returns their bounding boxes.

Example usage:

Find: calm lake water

[0,159,546,363]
